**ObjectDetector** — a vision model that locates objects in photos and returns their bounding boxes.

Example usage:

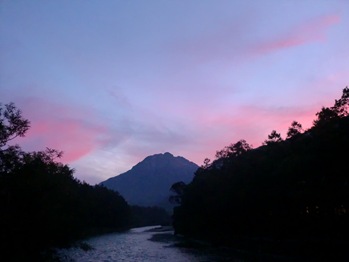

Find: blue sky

[1,0,348,184]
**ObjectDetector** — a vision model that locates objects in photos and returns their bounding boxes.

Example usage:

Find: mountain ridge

[100,152,199,210]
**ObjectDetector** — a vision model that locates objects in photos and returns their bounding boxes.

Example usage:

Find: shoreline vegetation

[171,87,349,260]
[174,234,349,261]
[0,103,170,261]
[147,225,349,261]
[54,224,349,261]
[150,225,349,261]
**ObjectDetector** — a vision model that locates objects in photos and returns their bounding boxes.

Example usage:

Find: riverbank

[145,225,174,232]
[166,233,349,261]
[56,225,219,261]
[144,225,349,261]
[51,225,349,261]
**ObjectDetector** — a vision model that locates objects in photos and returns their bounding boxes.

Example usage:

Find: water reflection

[57,226,246,262]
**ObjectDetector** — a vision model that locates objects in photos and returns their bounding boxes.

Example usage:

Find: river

[56,225,318,261]
[55,225,251,262]
[53,226,349,262]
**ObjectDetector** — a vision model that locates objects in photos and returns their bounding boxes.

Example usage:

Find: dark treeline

[172,87,349,259]
[0,119,130,261]
[130,205,171,228]
[0,103,167,261]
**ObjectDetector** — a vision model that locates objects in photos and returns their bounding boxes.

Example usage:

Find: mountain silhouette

[100,152,198,210]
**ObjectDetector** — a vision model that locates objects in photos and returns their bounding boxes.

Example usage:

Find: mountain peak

[100,153,199,209]
[144,152,174,160]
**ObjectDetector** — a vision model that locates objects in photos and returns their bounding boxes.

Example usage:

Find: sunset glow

[1,0,348,184]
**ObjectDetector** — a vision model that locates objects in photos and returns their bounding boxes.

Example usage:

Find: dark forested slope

[172,87,349,258]
[0,103,131,261]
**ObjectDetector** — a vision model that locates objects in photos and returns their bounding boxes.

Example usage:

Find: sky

[1,0,348,185]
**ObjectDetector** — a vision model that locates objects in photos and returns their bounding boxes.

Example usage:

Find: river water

[55,225,348,262]
[55,226,248,262]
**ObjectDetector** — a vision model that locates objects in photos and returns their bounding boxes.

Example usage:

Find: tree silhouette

[0,102,30,148]
[169,181,187,204]
[215,139,252,159]
[172,87,349,259]
[286,121,303,139]
[332,86,349,117]
[263,130,282,145]
[0,102,131,261]
[313,87,349,127]
[201,158,211,169]
[313,106,338,126]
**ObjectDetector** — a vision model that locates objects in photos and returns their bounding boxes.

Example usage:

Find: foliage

[313,86,349,127]
[0,102,30,148]
[130,205,171,227]
[169,181,187,204]
[263,130,282,145]
[172,87,349,252]
[215,139,252,159]
[0,103,131,261]
[286,120,303,139]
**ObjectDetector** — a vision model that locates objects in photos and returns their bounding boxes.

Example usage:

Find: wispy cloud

[253,14,340,55]
[13,97,111,162]
[169,13,340,67]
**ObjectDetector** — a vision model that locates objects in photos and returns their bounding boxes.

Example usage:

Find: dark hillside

[0,103,131,261]
[172,87,349,260]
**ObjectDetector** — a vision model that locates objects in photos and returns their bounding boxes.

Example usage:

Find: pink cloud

[26,119,105,162]
[188,102,321,160]
[12,97,109,163]
[131,95,331,167]
[254,14,340,55]
[169,13,340,67]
